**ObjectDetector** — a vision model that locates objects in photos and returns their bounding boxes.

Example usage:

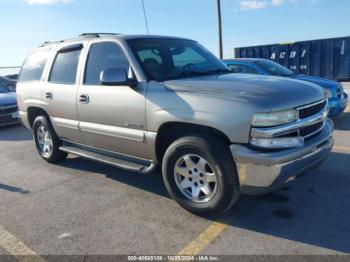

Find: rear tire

[33,115,67,163]
[162,134,240,217]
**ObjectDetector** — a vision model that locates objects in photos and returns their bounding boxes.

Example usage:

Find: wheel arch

[27,106,50,128]
[155,122,231,164]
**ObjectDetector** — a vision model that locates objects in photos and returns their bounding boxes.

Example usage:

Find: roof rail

[38,41,51,47]
[79,33,120,37]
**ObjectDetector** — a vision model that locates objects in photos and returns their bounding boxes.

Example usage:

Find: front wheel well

[27,107,50,128]
[155,122,231,164]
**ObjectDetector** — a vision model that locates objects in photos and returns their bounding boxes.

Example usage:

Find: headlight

[252,109,298,127]
[324,89,333,98]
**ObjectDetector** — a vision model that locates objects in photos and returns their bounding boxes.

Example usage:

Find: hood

[291,74,338,89]
[0,92,17,106]
[164,73,325,111]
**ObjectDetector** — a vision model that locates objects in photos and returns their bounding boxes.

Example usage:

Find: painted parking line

[0,225,45,261]
[177,221,228,255]
[176,144,350,256]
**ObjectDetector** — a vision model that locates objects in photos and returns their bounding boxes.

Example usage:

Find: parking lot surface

[0,106,349,257]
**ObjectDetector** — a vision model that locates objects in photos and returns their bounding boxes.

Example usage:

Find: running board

[59,145,156,174]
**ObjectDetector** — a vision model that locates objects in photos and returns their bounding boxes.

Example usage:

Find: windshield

[128,38,230,81]
[254,60,294,76]
[0,83,10,93]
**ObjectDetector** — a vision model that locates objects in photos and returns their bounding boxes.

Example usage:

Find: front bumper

[0,111,21,127]
[230,119,334,195]
[328,93,348,117]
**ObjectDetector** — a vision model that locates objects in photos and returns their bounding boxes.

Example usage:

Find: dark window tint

[84,42,130,85]
[228,64,260,74]
[49,49,81,84]
[19,49,51,82]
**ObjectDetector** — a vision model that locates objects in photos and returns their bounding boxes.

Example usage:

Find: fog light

[250,137,304,149]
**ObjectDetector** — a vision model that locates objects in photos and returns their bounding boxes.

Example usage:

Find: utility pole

[217,0,223,59]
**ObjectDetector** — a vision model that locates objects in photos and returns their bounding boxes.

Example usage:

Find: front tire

[162,135,240,217]
[33,115,67,163]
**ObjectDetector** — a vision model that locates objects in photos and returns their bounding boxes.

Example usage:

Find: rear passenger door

[43,43,84,143]
[77,41,147,158]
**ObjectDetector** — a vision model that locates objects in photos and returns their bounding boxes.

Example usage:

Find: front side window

[49,48,81,84]
[84,42,130,85]
[19,49,51,82]
[128,38,230,81]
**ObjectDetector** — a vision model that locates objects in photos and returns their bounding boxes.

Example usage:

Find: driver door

[77,41,148,158]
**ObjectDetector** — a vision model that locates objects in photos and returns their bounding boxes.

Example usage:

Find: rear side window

[49,48,82,84]
[19,49,51,82]
[84,42,130,85]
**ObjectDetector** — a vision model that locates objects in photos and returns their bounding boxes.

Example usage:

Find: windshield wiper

[202,69,232,75]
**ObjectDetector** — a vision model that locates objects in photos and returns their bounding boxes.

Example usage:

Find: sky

[0,0,349,67]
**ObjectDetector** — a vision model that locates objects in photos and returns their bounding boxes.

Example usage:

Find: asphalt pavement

[0,109,349,257]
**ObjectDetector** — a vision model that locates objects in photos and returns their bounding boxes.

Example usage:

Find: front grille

[298,100,326,119]
[300,122,323,137]
[0,105,17,115]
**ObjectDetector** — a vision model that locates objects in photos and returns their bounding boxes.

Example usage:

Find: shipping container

[234,36,350,81]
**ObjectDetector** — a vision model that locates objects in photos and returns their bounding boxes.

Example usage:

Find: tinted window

[228,64,260,74]
[49,49,81,84]
[19,49,51,82]
[84,42,130,85]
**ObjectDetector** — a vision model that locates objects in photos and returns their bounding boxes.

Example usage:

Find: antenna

[141,0,150,35]
[217,0,223,59]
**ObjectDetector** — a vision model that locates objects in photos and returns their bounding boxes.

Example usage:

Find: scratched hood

[164,73,325,110]
[0,92,17,106]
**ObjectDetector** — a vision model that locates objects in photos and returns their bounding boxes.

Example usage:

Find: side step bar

[59,145,156,174]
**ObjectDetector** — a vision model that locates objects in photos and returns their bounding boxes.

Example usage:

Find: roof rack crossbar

[79,33,120,37]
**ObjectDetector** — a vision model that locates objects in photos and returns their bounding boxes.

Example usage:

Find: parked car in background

[17,34,333,216]
[223,58,348,117]
[0,83,20,126]
[0,76,17,92]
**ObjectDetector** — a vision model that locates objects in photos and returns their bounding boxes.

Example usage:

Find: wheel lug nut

[194,182,198,187]
[199,173,204,177]
[194,168,198,172]
[200,181,204,184]
[189,178,193,182]
[189,170,192,175]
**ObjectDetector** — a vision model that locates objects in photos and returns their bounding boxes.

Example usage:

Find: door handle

[79,94,90,104]
[45,92,53,100]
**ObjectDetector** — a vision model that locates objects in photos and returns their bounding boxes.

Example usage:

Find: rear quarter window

[19,49,51,82]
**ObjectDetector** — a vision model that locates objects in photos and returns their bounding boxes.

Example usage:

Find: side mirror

[100,68,137,86]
